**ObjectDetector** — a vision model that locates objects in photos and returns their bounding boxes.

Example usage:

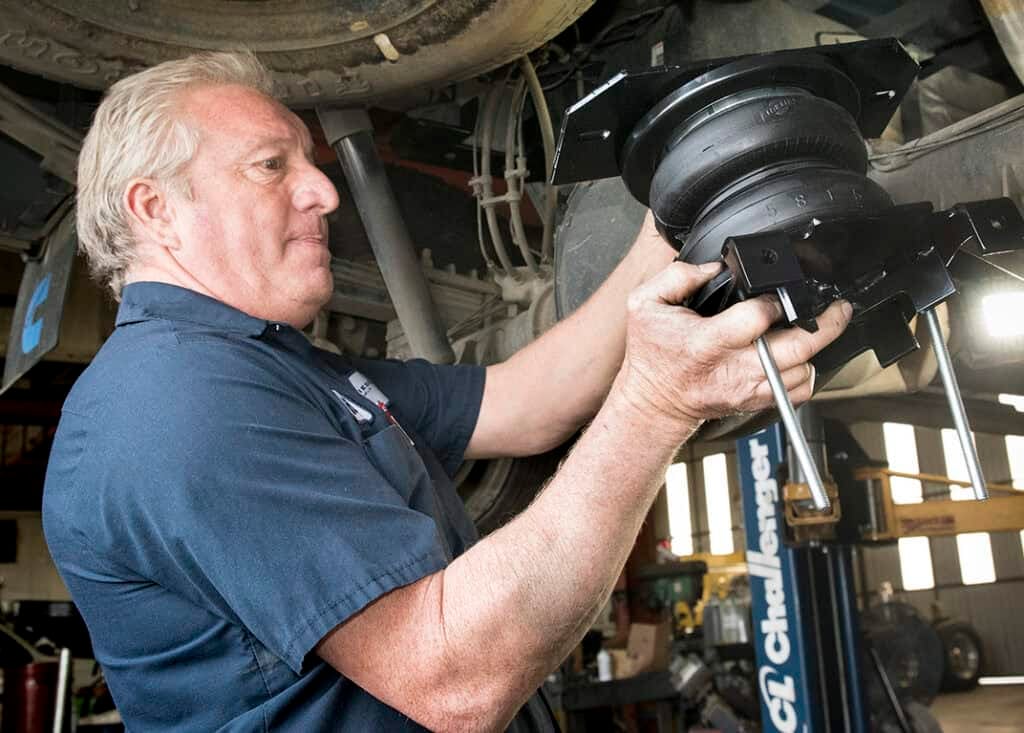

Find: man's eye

[260,158,283,171]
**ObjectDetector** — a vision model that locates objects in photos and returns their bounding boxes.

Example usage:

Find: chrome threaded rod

[923,308,988,500]
[755,336,831,510]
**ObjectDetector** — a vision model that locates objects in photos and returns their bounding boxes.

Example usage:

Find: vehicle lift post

[738,417,871,733]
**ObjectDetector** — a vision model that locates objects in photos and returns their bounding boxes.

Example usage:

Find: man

[43,51,850,731]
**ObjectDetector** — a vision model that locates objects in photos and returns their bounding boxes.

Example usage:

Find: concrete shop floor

[932,686,1024,732]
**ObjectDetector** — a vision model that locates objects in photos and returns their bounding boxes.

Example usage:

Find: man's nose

[293,162,340,215]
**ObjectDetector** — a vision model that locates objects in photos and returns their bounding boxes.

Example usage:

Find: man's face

[168,83,340,327]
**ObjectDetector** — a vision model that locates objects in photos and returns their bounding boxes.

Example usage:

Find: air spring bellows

[621,68,894,317]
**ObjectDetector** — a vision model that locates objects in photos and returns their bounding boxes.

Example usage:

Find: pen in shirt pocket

[379,403,414,447]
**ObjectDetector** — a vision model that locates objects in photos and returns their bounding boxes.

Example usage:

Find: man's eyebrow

[241,136,312,159]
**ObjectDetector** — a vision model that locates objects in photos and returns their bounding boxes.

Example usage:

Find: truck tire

[903,701,943,733]
[455,446,567,537]
[862,602,945,706]
[554,178,647,320]
[0,1,591,107]
[935,619,984,692]
[875,699,943,733]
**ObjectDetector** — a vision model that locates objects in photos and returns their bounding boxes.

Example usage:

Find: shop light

[981,292,1024,338]
[703,453,734,556]
[980,676,1024,686]
[665,463,693,557]
[998,393,1024,412]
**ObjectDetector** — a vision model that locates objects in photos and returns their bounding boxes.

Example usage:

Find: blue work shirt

[43,282,551,731]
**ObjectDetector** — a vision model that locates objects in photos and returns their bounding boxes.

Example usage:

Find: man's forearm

[488,218,676,453]
[437,383,697,729]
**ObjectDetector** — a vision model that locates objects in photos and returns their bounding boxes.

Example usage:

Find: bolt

[373,33,400,62]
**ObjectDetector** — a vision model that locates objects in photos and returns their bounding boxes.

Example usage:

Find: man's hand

[616,260,853,434]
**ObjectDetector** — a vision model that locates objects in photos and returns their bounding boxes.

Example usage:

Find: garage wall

[851,421,1024,675]
[0,511,70,603]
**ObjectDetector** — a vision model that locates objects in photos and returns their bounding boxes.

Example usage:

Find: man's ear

[124,178,181,250]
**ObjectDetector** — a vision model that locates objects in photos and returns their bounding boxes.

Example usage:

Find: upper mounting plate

[550,38,918,195]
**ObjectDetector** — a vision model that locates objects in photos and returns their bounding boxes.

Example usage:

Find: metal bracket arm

[713,199,1024,505]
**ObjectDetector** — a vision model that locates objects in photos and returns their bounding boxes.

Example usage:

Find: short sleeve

[345,356,486,476]
[83,338,451,674]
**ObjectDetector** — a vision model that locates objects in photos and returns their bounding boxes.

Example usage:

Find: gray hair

[76,51,274,298]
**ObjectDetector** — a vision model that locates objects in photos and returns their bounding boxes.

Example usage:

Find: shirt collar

[115,282,270,337]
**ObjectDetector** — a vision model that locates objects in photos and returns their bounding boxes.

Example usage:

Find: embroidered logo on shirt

[330,389,373,424]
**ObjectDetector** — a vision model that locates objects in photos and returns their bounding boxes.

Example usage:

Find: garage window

[942,428,997,585]
[665,463,694,557]
[703,453,734,555]
[884,423,934,590]
[1005,428,1024,557]
[1005,433,1024,491]
[882,422,923,504]
[998,393,1024,413]
[956,533,997,585]
[898,537,935,591]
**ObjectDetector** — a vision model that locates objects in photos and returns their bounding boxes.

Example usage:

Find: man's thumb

[646,260,723,305]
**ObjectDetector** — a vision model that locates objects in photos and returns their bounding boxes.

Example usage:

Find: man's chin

[292,273,335,325]
[311,269,334,305]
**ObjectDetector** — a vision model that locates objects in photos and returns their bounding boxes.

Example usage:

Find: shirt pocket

[362,425,454,560]
[361,425,431,504]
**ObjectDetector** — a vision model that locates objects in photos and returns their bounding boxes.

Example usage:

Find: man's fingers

[784,362,815,393]
[788,374,816,406]
[638,260,724,306]
[707,295,783,348]
[762,300,853,371]
[752,362,814,405]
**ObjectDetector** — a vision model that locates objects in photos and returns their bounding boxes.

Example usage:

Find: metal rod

[804,551,833,732]
[832,546,871,733]
[788,403,829,491]
[755,336,831,509]
[52,647,71,733]
[317,107,455,364]
[923,308,988,499]
[824,549,852,732]
[868,645,912,733]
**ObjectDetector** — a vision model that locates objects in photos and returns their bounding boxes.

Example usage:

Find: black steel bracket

[704,198,1024,372]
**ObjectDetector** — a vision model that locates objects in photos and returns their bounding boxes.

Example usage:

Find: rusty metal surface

[0,0,592,106]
